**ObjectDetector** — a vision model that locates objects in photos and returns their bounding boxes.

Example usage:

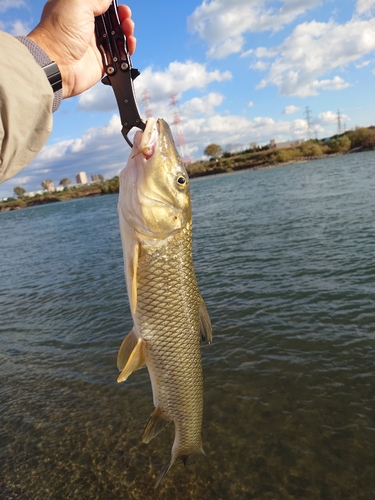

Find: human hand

[27,0,135,99]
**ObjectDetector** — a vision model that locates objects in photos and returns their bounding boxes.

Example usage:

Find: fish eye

[176,175,188,189]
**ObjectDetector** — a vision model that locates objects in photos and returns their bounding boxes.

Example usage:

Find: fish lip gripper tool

[95,0,146,147]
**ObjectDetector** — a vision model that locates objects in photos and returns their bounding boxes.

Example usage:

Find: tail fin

[154,449,205,489]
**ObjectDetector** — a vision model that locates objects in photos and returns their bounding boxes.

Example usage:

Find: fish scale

[137,223,203,440]
[117,118,212,487]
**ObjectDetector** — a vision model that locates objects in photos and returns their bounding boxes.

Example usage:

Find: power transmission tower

[337,110,343,136]
[169,95,192,165]
[141,89,153,120]
[304,106,313,139]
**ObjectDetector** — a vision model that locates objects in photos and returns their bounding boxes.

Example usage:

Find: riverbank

[0,178,119,212]
[1,137,373,212]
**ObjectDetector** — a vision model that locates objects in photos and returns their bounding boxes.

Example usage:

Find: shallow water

[1,152,375,499]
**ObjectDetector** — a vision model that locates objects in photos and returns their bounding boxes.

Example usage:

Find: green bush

[275,149,296,163]
[300,141,324,157]
[329,135,351,153]
[347,127,370,148]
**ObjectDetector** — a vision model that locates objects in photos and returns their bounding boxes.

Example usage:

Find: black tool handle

[95,1,145,147]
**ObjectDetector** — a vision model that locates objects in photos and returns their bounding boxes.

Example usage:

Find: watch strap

[15,36,62,112]
[43,61,62,92]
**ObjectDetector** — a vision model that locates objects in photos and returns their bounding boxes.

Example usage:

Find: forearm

[0,32,54,185]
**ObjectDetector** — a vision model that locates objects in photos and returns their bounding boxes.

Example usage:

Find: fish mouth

[133,118,159,160]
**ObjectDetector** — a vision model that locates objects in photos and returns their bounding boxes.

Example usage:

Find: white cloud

[10,19,30,36]
[34,169,51,175]
[248,101,254,107]
[179,92,224,117]
[317,110,350,125]
[10,108,329,195]
[356,0,375,13]
[180,114,313,154]
[289,119,309,136]
[7,115,129,194]
[35,115,122,164]
[0,0,25,12]
[355,60,370,68]
[253,18,375,96]
[251,60,269,71]
[188,0,321,59]
[78,82,118,112]
[312,76,351,92]
[5,175,33,189]
[139,61,232,101]
[283,105,300,115]
[79,61,232,112]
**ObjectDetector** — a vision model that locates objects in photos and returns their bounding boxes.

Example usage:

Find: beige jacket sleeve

[0,31,54,185]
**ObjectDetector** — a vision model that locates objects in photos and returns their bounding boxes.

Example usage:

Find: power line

[141,89,153,119]
[304,106,313,140]
[169,95,192,165]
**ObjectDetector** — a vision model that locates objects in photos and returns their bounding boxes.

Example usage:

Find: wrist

[27,29,73,99]
[15,35,63,111]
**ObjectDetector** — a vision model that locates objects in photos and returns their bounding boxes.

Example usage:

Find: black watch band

[15,36,63,112]
[43,62,62,92]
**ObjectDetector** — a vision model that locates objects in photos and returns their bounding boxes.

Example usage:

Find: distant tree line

[201,126,375,165]
[9,126,375,202]
[185,126,375,178]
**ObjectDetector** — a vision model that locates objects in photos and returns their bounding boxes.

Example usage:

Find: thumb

[91,0,113,17]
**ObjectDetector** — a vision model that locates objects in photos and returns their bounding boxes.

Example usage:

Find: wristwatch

[42,61,62,92]
[16,36,63,112]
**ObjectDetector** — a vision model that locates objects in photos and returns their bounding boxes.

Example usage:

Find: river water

[1,152,374,499]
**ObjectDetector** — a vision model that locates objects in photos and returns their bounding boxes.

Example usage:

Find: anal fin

[142,406,171,444]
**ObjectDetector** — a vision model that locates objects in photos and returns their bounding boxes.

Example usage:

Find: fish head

[119,118,191,239]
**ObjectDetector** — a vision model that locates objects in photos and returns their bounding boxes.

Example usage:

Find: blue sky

[2,0,375,197]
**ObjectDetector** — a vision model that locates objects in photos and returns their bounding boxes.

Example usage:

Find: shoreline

[1,148,373,212]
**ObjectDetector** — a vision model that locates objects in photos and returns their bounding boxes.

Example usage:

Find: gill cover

[119,118,191,239]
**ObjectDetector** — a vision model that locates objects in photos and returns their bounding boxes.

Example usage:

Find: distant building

[42,180,55,192]
[76,172,88,184]
[270,139,305,150]
[25,190,44,197]
[91,174,100,182]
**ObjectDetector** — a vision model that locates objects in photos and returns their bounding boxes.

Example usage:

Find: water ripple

[1,153,375,498]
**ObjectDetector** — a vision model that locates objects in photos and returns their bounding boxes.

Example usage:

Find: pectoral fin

[129,242,140,315]
[199,299,212,344]
[117,328,146,382]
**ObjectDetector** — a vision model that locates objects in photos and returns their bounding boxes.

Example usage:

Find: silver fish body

[117,118,212,487]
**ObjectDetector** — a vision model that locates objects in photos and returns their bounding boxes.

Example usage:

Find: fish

[117,117,212,488]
